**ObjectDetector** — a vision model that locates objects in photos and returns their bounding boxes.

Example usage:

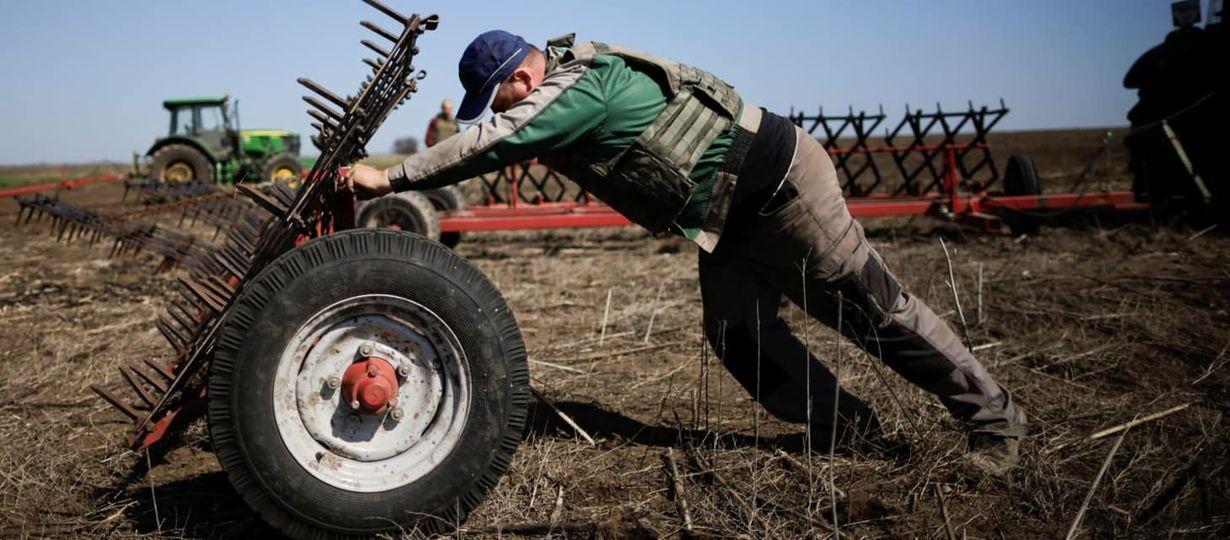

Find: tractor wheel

[357,192,441,242]
[207,229,529,538]
[1001,154,1043,236]
[150,144,212,184]
[423,186,466,249]
[262,153,305,187]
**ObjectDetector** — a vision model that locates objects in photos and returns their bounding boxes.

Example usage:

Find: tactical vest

[539,35,760,247]
[430,113,460,144]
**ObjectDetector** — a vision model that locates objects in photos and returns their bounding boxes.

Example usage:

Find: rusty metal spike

[119,367,156,408]
[168,303,199,334]
[235,184,290,218]
[156,316,187,350]
[130,364,168,393]
[361,39,391,59]
[363,58,385,72]
[303,96,344,121]
[142,358,175,381]
[360,20,399,42]
[362,0,409,23]
[179,277,226,312]
[307,109,339,130]
[90,385,140,422]
[298,78,350,110]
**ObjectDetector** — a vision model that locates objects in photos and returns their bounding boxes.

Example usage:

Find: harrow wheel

[423,185,466,249]
[1001,154,1043,236]
[208,229,528,538]
[358,191,441,242]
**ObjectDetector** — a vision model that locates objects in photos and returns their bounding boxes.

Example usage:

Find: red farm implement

[405,102,1146,241]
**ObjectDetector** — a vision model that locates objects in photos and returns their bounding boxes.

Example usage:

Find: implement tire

[357,192,441,242]
[1001,154,1043,236]
[207,229,528,538]
[423,186,466,249]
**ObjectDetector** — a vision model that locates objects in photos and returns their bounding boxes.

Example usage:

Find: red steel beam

[0,173,127,198]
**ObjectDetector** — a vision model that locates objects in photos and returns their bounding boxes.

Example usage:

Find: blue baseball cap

[455,30,531,124]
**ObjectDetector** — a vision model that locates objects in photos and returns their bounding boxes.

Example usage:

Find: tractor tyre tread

[149,143,212,184]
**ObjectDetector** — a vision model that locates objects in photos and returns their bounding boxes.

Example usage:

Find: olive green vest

[430,113,460,144]
[540,35,756,238]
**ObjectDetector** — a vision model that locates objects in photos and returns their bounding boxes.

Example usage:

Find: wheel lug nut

[397,364,410,377]
[390,407,404,420]
[325,375,341,389]
[359,342,374,357]
[350,400,360,410]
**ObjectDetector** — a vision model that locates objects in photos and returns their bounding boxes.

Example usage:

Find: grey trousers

[701,126,1025,438]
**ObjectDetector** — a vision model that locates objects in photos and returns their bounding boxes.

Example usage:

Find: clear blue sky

[0,1,1180,164]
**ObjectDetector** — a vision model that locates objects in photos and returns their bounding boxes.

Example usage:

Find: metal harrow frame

[85,0,439,451]
[436,102,1145,234]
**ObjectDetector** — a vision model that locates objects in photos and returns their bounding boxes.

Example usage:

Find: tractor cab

[164,96,237,162]
[147,95,305,184]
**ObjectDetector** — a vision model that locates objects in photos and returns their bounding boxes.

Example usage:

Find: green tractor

[147,96,309,184]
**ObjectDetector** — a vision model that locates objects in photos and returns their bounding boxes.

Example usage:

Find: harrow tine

[361,39,391,59]
[180,276,227,312]
[236,184,290,218]
[307,109,339,131]
[131,364,169,394]
[360,20,399,42]
[363,58,385,72]
[298,78,351,110]
[362,0,410,24]
[303,96,345,122]
[119,366,157,408]
[90,385,140,422]
[142,358,175,381]
[156,315,188,350]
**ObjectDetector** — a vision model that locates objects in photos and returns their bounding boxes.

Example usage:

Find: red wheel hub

[340,357,399,414]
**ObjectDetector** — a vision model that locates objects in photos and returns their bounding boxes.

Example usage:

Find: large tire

[149,143,213,184]
[1001,154,1043,236]
[422,185,466,249]
[207,229,529,538]
[357,192,441,242]
[261,153,304,186]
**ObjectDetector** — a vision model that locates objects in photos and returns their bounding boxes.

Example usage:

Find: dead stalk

[829,290,842,536]
[530,386,596,446]
[662,448,694,533]
[939,238,973,351]
[1090,403,1190,440]
[598,288,613,346]
[644,282,665,344]
[1066,429,1130,539]
[935,483,956,540]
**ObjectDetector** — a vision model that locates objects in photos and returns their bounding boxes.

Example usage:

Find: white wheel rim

[273,294,470,493]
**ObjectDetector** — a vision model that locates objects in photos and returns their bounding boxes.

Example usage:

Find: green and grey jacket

[386,34,761,251]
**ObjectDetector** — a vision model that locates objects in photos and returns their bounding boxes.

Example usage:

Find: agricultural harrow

[78,2,528,537]
[411,102,1145,240]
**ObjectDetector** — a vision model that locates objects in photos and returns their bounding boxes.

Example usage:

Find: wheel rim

[273,293,471,493]
[271,166,298,182]
[369,205,423,232]
[164,161,194,183]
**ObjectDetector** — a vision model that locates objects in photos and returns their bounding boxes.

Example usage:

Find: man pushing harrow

[348,30,1028,476]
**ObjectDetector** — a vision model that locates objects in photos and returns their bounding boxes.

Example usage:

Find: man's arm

[385,58,604,192]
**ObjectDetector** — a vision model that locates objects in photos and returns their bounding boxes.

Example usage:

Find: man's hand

[345,164,393,200]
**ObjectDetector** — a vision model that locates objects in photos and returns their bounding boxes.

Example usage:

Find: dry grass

[0,129,1227,538]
